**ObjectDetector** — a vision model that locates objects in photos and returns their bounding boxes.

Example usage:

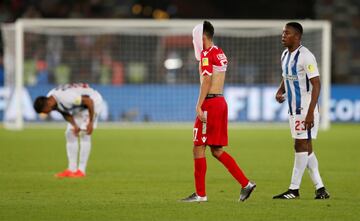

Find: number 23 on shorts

[295,120,306,131]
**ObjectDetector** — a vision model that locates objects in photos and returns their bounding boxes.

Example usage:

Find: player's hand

[86,122,94,135]
[304,112,314,130]
[196,106,206,122]
[72,125,81,137]
[275,90,285,103]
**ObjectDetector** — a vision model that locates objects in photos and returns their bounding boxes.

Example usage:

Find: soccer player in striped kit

[273,22,330,199]
[181,21,256,202]
[33,83,103,178]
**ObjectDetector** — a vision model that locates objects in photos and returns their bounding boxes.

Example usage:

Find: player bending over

[33,83,103,178]
[273,22,330,199]
[181,21,256,202]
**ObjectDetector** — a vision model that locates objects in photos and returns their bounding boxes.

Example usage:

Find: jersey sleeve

[200,54,213,76]
[303,52,319,79]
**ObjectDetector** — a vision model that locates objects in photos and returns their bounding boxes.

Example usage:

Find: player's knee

[210,146,223,158]
[193,146,206,158]
[81,134,91,143]
[65,130,77,143]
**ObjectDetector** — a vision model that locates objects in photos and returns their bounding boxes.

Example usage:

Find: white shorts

[66,92,103,131]
[289,112,319,140]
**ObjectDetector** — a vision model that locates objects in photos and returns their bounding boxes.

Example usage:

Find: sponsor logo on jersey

[284,75,299,81]
[202,58,209,66]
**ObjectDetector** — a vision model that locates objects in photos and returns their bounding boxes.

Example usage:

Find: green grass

[0,124,359,221]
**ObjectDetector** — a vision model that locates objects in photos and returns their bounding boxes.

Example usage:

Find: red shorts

[193,96,228,147]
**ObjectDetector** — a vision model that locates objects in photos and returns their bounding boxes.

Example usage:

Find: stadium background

[0,0,359,123]
[0,1,359,221]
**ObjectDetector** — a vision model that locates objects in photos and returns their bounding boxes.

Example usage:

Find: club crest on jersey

[202,58,209,66]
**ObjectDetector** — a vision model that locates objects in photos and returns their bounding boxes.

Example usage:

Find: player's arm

[275,79,286,103]
[196,75,212,122]
[196,56,212,122]
[303,54,320,130]
[198,62,202,83]
[59,110,80,136]
[81,95,95,135]
[305,76,320,129]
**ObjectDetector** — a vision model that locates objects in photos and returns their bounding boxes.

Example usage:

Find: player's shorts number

[295,120,306,131]
[193,128,198,142]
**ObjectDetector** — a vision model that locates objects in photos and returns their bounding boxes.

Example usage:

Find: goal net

[1,19,331,129]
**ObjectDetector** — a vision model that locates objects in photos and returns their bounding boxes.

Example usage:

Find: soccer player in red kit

[181,21,256,202]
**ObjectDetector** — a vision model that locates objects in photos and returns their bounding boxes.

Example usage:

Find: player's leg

[181,145,207,202]
[65,128,79,173]
[211,146,249,187]
[306,140,322,188]
[290,139,310,189]
[273,139,309,199]
[274,113,309,199]
[74,109,99,177]
[181,115,208,202]
[75,133,91,177]
[210,146,256,201]
[193,145,207,197]
[56,128,79,178]
[306,140,330,199]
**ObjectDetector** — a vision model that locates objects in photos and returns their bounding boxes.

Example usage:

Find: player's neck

[287,43,301,52]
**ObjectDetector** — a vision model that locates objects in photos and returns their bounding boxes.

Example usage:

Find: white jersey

[47,83,102,116]
[281,45,320,115]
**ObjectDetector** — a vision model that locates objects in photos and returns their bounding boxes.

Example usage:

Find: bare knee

[193,146,206,159]
[210,146,224,158]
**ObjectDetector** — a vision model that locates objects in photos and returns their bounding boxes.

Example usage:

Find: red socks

[194,157,207,197]
[217,151,249,188]
[194,152,248,196]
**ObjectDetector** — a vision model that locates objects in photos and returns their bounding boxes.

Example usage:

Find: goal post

[1,19,331,130]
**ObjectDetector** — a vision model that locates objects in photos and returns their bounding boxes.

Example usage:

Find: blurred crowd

[18,33,284,86]
[0,0,360,86]
[315,0,360,83]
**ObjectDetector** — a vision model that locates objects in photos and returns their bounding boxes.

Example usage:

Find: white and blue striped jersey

[281,45,320,115]
[47,83,100,116]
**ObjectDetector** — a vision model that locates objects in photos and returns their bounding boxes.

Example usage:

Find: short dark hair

[203,20,214,39]
[286,22,303,36]
[33,96,48,113]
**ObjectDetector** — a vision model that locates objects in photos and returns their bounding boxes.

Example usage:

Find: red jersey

[200,45,228,76]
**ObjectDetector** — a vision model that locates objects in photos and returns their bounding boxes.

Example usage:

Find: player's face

[202,34,210,48]
[41,101,53,114]
[281,25,298,47]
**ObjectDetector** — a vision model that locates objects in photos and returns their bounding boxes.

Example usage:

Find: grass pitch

[0,124,359,221]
